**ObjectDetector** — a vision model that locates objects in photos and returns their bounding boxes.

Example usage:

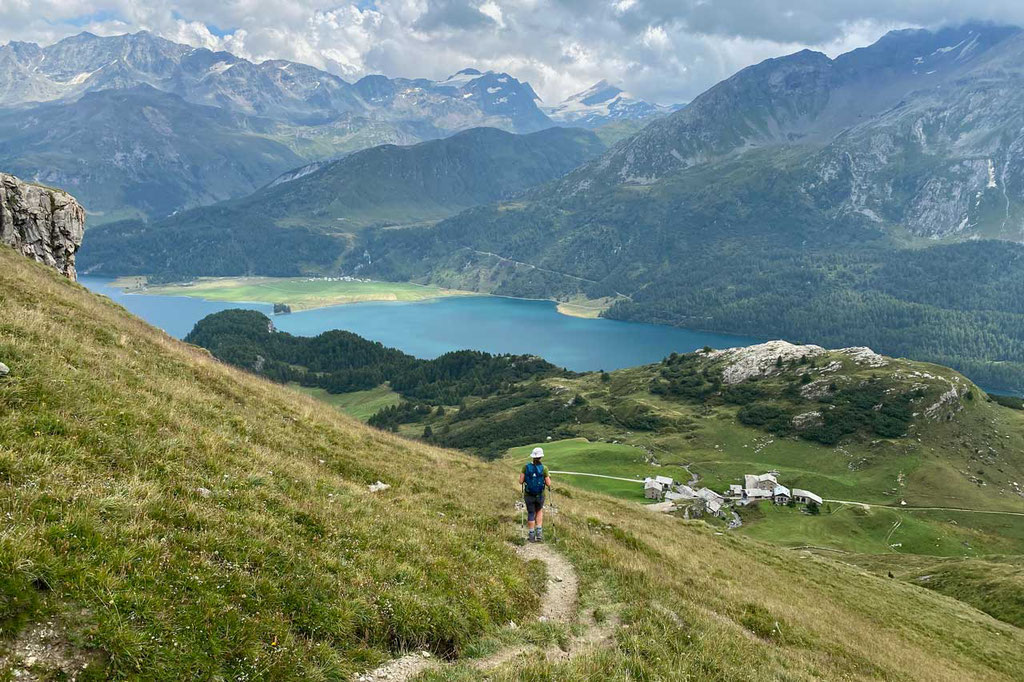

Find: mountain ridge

[0,32,559,221]
[76,126,606,278]
[0,84,305,223]
[0,31,554,132]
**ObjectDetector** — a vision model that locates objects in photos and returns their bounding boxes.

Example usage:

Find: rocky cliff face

[0,173,85,278]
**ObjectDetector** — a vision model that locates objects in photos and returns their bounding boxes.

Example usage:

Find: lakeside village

[644,472,824,518]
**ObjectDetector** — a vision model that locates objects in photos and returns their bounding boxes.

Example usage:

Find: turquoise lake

[79,277,762,371]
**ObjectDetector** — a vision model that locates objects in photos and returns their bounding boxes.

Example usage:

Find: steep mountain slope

[77,127,605,278]
[346,24,1024,393]
[569,24,1020,192]
[185,126,602,230]
[0,86,303,222]
[544,80,672,128]
[3,245,1024,680]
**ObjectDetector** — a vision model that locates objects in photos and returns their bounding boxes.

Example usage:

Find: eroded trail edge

[356,539,616,680]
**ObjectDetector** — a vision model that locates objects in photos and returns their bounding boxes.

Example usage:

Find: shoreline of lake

[122,276,479,312]
[104,275,621,320]
[79,275,764,373]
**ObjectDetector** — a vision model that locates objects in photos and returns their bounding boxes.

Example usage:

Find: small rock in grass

[196,487,212,498]
[0,362,9,376]
[368,481,390,493]
[420,651,431,658]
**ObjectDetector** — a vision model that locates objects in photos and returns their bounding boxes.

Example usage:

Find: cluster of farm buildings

[643,472,822,517]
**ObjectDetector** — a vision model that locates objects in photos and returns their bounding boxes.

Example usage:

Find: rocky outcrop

[0,173,85,279]
[703,341,893,385]
[836,347,888,368]
[703,340,828,384]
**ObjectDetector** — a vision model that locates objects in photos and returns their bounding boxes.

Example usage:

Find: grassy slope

[841,554,1024,629]
[2,246,1024,680]
[145,277,474,311]
[289,384,402,421]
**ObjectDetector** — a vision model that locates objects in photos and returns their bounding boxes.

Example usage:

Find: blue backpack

[524,462,546,495]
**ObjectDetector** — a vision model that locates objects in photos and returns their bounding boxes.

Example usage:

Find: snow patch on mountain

[545,80,670,128]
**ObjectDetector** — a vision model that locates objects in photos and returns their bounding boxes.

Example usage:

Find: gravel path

[354,651,435,681]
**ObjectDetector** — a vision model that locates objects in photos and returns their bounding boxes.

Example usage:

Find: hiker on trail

[520,447,552,542]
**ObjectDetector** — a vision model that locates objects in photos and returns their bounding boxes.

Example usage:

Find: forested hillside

[185,309,566,406]
[78,127,604,279]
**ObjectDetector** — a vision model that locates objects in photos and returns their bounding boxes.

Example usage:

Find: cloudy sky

[3,1,1021,104]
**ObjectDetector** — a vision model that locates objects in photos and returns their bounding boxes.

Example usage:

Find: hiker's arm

[545,475,552,489]
[518,473,525,485]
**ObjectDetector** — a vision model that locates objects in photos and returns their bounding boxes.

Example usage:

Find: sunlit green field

[289,383,401,421]
[145,276,474,310]
[736,502,1024,556]
[507,438,667,501]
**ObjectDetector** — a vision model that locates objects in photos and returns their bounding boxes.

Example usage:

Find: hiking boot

[535,528,544,543]
[527,530,536,543]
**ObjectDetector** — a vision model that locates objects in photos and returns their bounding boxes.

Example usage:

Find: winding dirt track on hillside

[355,537,616,681]
[825,500,1024,516]
[549,470,644,483]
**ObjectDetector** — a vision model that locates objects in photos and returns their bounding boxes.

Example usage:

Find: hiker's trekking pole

[519,483,527,541]
[547,484,555,543]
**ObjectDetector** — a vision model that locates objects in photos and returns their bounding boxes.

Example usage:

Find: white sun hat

[531,447,544,458]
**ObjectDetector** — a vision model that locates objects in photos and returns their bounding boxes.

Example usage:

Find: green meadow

[289,383,402,421]
[145,276,473,310]
[507,439,663,501]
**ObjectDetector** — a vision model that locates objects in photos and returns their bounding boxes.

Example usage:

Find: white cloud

[478,1,505,28]
[1,1,1021,104]
[641,25,670,50]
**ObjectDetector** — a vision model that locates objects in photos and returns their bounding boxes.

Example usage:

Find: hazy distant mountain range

[0,31,599,221]
[0,32,547,129]
[0,31,682,221]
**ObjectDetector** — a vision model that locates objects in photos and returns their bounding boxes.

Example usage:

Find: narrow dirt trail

[516,542,578,623]
[356,537,615,680]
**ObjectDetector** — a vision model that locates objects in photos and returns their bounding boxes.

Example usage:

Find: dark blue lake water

[79,277,762,372]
